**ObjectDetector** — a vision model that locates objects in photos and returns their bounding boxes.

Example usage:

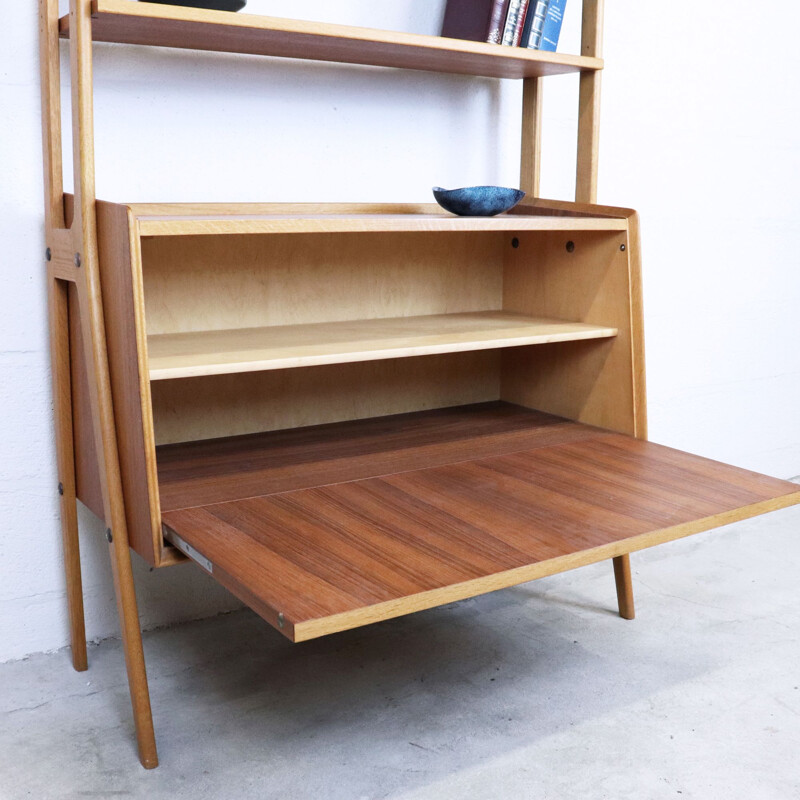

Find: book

[512,0,531,46]
[539,0,567,52]
[501,0,530,47]
[522,0,549,49]
[487,0,512,44]
[441,0,512,45]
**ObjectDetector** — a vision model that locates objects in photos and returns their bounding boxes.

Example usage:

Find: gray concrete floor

[3,505,800,800]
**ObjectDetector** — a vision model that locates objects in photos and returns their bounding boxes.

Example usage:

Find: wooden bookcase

[40,0,800,769]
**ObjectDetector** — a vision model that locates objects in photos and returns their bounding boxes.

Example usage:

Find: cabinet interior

[141,226,632,446]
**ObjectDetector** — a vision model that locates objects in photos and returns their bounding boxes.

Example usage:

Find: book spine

[519,0,535,48]
[525,0,549,49]
[539,0,566,52]
[486,0,511,44]
[511,0,530,47]
[501,0,524,46]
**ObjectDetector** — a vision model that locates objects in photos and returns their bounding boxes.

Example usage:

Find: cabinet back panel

[140,232,504,335]
[501,230,638,435]
[151,351,500,445]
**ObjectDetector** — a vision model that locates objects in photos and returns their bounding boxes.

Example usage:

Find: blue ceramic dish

[432,185,525,217]
[142,0,246,11]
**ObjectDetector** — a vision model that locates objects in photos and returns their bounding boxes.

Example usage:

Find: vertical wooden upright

[519,77,543,196]
[39,0,159,769]
[40,0,87,675]
[575,0,633,616]
[576,0,604,203]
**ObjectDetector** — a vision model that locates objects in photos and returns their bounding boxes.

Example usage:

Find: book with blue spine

[523,0,549,49]
[539,0,566,52]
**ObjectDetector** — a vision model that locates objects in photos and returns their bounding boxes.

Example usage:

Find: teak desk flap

[159,403,800,642]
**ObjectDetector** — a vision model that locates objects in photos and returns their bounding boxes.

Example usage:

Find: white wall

[1,1,798,663]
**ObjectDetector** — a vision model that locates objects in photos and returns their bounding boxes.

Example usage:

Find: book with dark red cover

[441,0,511,45]
[512,0,531,46]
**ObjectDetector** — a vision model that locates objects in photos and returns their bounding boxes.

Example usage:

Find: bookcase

[40,0,800,769]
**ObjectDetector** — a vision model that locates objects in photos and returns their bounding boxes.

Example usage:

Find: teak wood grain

[68,282,104,518]
[59,0,601,80]
[157,403,602,511]
[160,403,800,642]
[96,201,164,566]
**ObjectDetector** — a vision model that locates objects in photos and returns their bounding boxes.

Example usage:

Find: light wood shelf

[58,0,601,80]
[131,207,628,237]
[147,311,618,381]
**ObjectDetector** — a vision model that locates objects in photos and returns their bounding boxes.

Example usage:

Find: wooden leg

[107,536,159,769]
[613,554,635,620]
[71,276,159,768]
[49,278,88,671]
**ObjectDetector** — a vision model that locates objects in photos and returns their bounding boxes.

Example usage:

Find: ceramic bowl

[142,0,247,11]
[432,185,525,217]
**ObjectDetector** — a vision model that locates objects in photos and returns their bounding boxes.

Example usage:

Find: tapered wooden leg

[49,278,88,672]
[613,554,635,620]
[107,536,159,769]
[73,280,159,769]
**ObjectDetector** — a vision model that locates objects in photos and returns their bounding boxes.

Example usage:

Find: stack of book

[441,0,567,52]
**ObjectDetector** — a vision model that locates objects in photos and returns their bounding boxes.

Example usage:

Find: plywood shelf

[147,311,618,381]
[158,402,800,642]
[130,206,628,237]
[58,0,601,80]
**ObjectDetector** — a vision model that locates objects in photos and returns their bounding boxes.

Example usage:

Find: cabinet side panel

[627,212,647,438]
[151,352,501,445]
[96,202,159,565]
[501,229,637,434]
[68,281,104,518]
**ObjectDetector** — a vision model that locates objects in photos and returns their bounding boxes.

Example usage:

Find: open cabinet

[41,1,800,769]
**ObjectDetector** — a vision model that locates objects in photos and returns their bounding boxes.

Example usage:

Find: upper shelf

[59,0,602,80]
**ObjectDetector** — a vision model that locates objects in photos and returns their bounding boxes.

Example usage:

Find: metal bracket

[163,527,213,574]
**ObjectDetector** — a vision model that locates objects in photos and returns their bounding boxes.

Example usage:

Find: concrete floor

[3,504,800,800]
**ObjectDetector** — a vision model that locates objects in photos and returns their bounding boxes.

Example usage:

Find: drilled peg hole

[566,241,575,253]
[511,237,520,249]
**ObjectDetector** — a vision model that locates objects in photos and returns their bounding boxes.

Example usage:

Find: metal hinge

[163,527,213,574]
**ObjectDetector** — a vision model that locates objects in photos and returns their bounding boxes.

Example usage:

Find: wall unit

[40,0,800,769]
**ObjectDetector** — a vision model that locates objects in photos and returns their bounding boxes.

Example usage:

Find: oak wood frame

[39,0,630,770]
[40,0,157,770]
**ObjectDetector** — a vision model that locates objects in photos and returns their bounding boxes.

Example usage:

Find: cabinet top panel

[123,203,629,236]
[59,0,601,80]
